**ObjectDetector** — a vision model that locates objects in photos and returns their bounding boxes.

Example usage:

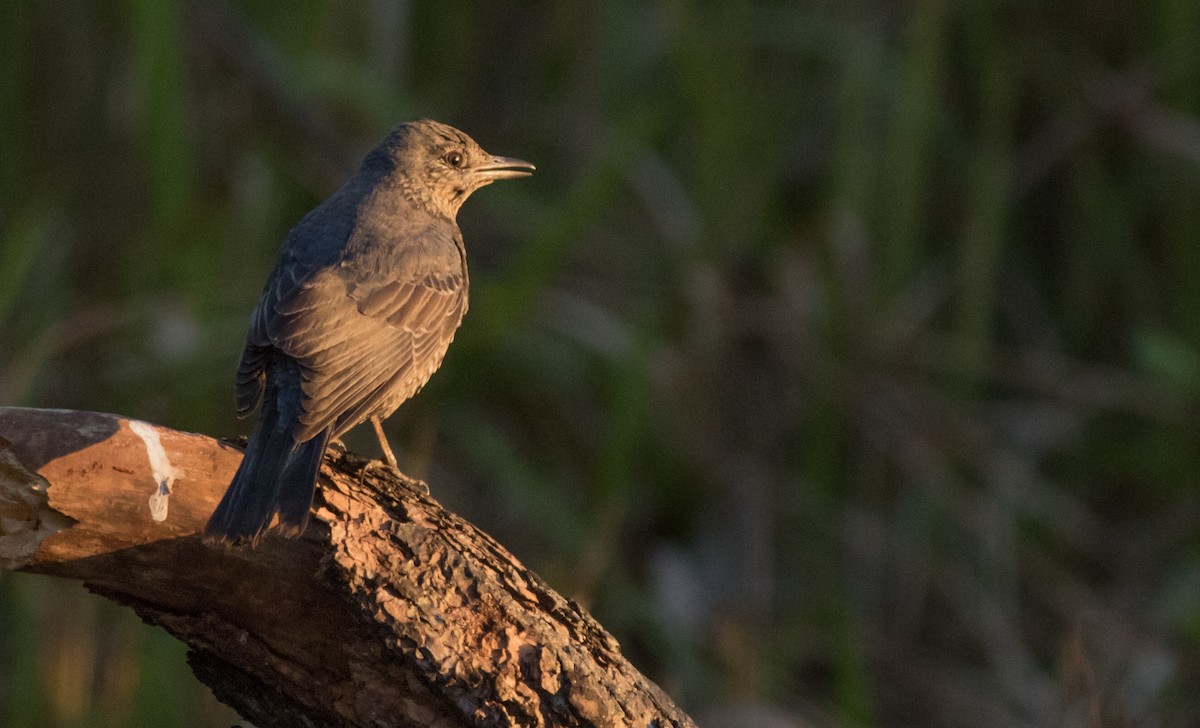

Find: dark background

[2,1,1200,726]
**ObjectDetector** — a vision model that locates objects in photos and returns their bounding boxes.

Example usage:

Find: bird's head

[366,119,534,219]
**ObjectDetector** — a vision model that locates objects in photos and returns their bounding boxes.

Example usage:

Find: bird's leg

[371,416,399,469]
[355,417,432,496]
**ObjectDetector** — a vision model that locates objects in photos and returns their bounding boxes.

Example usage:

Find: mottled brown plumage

[206,120,533,544]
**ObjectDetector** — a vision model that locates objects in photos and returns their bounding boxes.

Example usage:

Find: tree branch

[0,407,694,728]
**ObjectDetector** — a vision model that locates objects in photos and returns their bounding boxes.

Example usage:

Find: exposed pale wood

[0,407,694,728]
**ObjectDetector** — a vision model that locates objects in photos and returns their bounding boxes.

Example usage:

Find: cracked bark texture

[0,407,695,728]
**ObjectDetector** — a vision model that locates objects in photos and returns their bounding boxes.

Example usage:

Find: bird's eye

[444,151,464,168]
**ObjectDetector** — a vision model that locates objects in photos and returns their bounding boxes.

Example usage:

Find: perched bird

[205,120,533,544]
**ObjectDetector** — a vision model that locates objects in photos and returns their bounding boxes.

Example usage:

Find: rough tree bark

[0,407,695,728]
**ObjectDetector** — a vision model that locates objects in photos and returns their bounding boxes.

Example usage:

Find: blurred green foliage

[2,0,1200,726]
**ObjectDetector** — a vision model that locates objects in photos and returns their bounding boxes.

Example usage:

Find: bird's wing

[235,342,271,418]
[235,257,314,418]
[242,243,467,443]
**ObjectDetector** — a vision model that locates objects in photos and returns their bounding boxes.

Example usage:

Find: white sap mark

[129,420,181,522]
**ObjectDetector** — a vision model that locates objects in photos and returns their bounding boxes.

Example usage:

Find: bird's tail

[205,394,331,545]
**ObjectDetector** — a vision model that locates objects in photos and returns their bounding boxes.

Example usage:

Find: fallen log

[0,407,694,727]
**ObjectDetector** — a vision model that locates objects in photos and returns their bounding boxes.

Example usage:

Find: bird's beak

[473,156,536,181]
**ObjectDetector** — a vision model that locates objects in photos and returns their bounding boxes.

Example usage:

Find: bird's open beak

[474,156,536,180]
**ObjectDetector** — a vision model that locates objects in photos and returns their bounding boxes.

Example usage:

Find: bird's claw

[357,459,430,495]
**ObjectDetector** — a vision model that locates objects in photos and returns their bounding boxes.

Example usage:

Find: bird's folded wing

[235,259,315,417]
[245,262,466,442]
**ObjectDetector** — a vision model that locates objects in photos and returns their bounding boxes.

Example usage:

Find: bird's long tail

[205,392,331,545]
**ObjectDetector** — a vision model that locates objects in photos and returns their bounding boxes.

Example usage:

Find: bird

[205,119,533,545]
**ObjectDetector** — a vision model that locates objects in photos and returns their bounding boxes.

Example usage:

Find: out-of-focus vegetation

[2,0,1199,725]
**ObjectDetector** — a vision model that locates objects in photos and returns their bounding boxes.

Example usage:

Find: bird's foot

[357,459,430,495]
